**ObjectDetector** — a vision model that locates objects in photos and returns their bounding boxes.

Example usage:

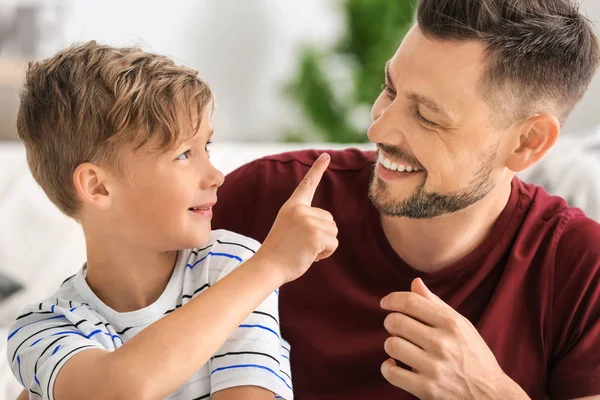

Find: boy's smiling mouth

[188,202,216,217]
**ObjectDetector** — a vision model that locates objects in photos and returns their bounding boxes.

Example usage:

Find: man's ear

[505,114,559,173]
[73,163,112,210]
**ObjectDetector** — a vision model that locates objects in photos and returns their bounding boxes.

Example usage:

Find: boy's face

[107,108,223,252]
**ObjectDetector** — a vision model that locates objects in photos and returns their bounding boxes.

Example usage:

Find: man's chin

[370,183,413,208]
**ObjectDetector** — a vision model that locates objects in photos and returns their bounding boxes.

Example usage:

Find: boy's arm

[206,243,293,399]
[53,153,335,400]
[213,386,275,400]
[54,256,284,400]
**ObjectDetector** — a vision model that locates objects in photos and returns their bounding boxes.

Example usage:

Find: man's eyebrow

[385,60,454,121]
[385,60,395,90]
[407,93,453,120]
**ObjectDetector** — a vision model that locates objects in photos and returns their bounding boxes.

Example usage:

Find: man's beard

[368,144,498,219]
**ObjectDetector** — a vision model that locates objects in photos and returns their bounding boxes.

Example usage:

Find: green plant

[284,0,416,143]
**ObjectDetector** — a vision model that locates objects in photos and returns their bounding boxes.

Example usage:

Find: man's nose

[368,101,409,147]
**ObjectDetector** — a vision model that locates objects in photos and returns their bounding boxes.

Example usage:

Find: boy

[7,41,338,400]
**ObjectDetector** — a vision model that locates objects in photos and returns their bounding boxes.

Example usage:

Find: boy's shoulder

[192,229,261,260]
[183,230,261,278]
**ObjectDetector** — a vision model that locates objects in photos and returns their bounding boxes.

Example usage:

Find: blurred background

[0,1,599,397]
[1,0,599,143]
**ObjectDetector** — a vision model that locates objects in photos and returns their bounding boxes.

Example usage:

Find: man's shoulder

[257,148,376,173]
[214,148,376,238]
[235,148,376,198]
[518,180,599,239]
[518,180,600,270]
[553,211,600,267]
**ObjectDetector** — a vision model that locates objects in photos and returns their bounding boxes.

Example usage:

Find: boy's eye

[176,150,191,160]
[205,140,212,154]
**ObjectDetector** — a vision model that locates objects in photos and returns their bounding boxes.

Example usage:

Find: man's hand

[380,278,530,400]
[256,153,338,284]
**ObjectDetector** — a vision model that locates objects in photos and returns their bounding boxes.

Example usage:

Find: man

[213,0,600,398]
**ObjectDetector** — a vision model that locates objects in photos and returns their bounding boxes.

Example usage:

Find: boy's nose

[202,161,224,189]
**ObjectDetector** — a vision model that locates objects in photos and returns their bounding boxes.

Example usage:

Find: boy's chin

[183,229,212,249]
[159,226,212,252]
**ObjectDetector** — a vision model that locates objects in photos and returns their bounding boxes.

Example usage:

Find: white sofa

[0,136,599,398]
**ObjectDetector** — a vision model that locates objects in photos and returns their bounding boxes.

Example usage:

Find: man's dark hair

[417,0,600,125]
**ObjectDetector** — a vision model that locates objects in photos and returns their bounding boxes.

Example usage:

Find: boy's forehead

[124,106,214,158]
[181,126,214,144]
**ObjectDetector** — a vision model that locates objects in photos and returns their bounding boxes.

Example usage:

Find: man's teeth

[379,153,421,172]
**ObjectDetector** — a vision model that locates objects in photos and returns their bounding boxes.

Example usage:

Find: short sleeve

[547,215,600,399]
[204,232,294,399]
[6,303,106,400]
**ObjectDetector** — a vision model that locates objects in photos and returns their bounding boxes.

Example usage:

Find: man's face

[368,25,513,219]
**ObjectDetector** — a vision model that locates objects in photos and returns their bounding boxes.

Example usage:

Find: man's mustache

[376,144,424,169]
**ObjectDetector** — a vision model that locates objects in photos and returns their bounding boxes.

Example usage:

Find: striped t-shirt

[7,230,293,399]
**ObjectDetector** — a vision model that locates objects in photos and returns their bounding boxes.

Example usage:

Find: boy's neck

[84,233,178,313]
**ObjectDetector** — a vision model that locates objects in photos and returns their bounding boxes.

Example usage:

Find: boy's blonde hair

[17,41,213,218]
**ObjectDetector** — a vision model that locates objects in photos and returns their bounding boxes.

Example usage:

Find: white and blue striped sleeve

[206,232,293,399]
[6,303,105,400]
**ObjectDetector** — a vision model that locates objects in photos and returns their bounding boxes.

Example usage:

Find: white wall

[57,0,343,142]
[563,0,600,134]
[36,0,600,141]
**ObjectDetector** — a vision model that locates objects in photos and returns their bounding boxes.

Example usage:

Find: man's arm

[380,278,530,400]
[547,215,600,399]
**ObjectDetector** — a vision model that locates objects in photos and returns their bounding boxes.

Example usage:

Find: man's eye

[381,83,396,97]
[176,150,192,160]
[415,109,437,127]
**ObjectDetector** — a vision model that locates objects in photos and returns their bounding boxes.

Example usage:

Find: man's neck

[380,180,513,273]
[83,229,178,313]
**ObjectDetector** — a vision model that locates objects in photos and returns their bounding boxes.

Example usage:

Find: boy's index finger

[288,153,331,206]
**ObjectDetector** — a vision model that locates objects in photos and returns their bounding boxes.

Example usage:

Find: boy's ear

[505,113,559,173]
[73,163,112,210]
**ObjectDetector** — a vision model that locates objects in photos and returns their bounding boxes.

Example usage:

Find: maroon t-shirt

[212,149,600,400]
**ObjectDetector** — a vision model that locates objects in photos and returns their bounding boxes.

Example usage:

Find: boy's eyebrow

[185,128,214,144]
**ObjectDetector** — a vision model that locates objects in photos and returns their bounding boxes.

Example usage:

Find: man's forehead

[387,26,488,117]
[395,25,487,72]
